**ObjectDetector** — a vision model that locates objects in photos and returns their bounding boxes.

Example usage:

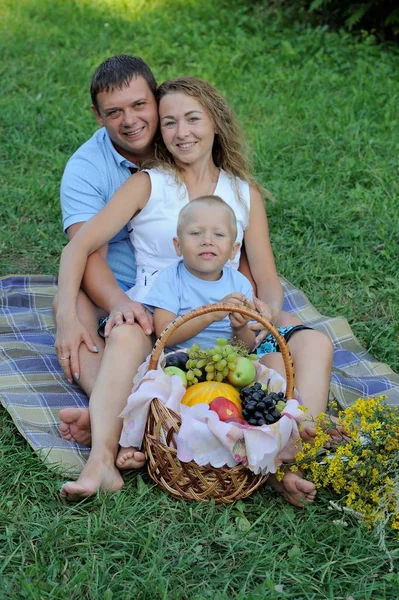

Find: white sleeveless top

[127,168,250,302]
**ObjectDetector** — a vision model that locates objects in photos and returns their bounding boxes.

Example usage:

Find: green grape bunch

[185,338,257,387]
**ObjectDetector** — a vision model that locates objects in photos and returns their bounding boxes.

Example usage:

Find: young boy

[143,195,256,351]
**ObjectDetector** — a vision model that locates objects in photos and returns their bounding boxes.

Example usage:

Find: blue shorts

[256,325,312,357]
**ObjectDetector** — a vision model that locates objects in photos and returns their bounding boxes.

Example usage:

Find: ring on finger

[60,356,70,360]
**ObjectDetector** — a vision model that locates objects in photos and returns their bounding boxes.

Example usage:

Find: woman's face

[159,92,216,166]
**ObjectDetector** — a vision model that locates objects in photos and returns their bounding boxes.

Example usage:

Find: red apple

[209,397,242,422]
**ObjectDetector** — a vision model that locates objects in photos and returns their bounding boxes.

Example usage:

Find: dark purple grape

[257,402,266,410]
[245,402,257,412]
[257,418,266,426]
[278,392,285,399]
[165,351,189,370]
[264,414,275,424]
[263,398,274,408]
[248,418,258,425]
[254,411,265,419]
[252,392,263,402]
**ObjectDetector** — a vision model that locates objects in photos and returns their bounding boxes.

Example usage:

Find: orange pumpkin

[181,381,241,413]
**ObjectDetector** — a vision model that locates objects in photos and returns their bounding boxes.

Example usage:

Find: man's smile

[123,126,145,137]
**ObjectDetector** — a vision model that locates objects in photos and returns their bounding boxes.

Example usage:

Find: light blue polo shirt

[144,261,254,350]
[60,128,137,288]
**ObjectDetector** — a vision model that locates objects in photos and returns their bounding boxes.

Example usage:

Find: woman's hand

[247,296,276,347]
[55,314,98,383]
[104,300,154,337]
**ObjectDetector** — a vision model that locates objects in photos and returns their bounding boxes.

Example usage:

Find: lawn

[1,0,399,597]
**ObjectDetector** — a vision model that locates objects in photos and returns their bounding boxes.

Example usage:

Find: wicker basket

[144,303,295,504]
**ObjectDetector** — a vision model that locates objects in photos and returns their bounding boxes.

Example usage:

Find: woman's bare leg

[60,324,152,501]
[260,325,334,506]
[261,328,333,418]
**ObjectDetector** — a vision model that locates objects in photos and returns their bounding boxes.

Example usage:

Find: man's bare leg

[54,290,105,444]
[60,323,152,501]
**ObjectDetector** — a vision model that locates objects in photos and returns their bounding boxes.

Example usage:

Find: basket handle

[148,303,295,400]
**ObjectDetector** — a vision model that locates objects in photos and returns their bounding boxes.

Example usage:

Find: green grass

[1,0,399,597]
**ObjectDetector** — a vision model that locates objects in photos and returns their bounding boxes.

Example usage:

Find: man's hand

[55,314,98,383]
[104,300,153,337]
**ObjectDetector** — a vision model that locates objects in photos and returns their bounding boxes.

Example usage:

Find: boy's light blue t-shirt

[60,128,137,288]
[144,261,254,350]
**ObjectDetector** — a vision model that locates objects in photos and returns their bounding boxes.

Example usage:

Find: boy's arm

[230,322,256,351]
[153,293,252,347]
[228,275,257,351]
[154,308,216,346]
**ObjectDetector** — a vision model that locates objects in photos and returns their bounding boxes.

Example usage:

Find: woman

[56,77,332,502]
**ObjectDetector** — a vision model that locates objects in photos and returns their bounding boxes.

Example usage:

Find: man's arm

[61,159,152,330]
[66,223,129,313]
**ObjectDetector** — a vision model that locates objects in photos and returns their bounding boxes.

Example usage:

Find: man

[55,55,159,445]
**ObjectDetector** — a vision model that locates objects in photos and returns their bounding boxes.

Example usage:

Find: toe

[117,450,146,470]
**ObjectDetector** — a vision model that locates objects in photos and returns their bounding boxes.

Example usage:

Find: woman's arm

[56,173,151,320]
[243,186,284,323]
[238,244,257,295]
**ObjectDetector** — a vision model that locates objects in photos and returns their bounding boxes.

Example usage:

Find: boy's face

[173,204,239,281]
[92,76,158,164]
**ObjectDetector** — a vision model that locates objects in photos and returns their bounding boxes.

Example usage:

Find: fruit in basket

[240,383,286,426]
[184,339,258,386]
[227,357,256,388]
[181,381,241,409]
[164,351,189,370]
[163,366,187,387]
[209,397,242,421]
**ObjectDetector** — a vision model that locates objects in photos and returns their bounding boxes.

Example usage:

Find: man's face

[92,76,158,163]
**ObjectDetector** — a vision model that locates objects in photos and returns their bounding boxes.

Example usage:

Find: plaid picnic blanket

[1,274,398,477]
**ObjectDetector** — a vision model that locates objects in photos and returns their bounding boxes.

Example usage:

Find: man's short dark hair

[90,55,157,110]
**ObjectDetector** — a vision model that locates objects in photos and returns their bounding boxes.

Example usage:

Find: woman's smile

[159,92,216,164]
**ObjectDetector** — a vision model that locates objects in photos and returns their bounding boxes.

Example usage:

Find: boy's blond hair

[176,195,238,239]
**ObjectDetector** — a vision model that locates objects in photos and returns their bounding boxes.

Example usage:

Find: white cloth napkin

[119,354,304,475]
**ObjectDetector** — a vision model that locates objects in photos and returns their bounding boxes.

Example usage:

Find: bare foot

[268,471,317,508]
[60,454,124,501]
[300,416,347,444]
[116,446,146,470]
[58,408,92,446]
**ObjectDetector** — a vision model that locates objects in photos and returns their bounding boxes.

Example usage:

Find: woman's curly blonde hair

[143,77,267,198]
